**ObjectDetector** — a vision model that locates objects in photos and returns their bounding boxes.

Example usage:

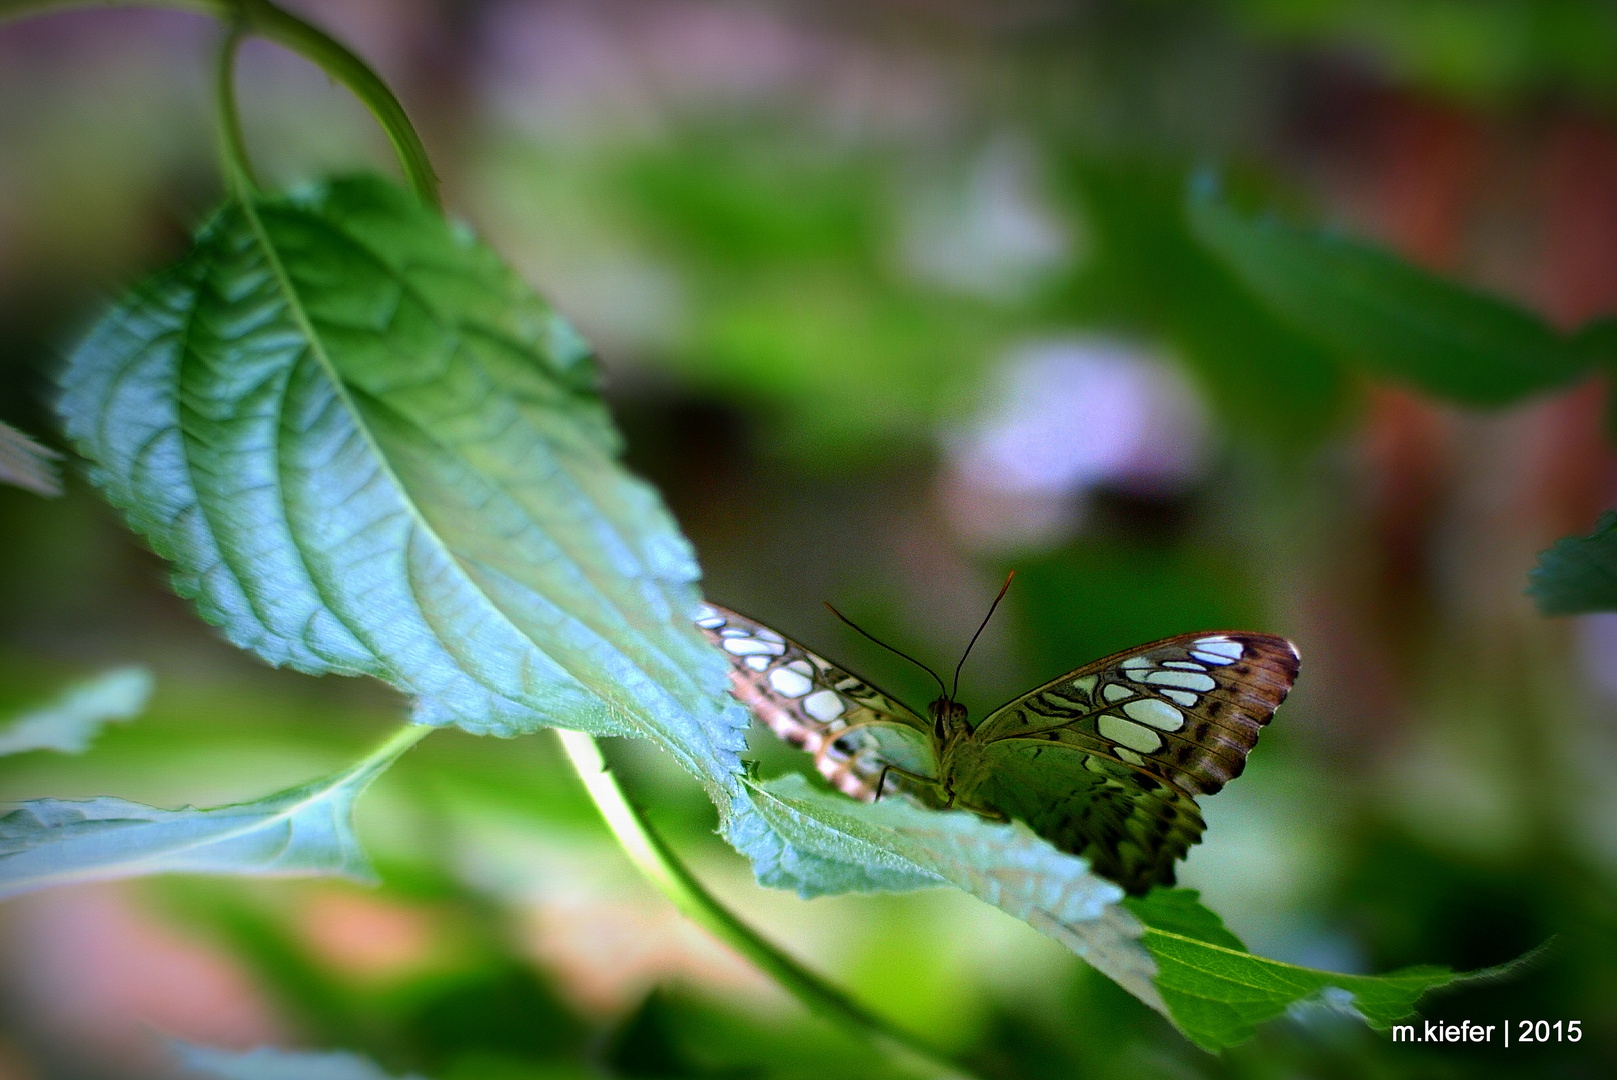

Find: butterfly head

[928,696,971,740]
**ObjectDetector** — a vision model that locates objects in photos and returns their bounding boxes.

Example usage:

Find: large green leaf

[53,173,906,895]
[0,665,153,756]
[1189,181,1590,406]
[58,174,749,805]
[1125,889,1465,1052]
[0,731,408,898]
[1528,511,1617,614]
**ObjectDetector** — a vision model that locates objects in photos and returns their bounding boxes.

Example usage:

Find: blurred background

[2,0,1616,1076]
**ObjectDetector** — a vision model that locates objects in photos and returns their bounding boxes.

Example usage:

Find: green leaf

[1122,886,1245,950]
[1125,888,1462,1052]
[1528,511,1617,614]
[743,774,1164,1009]
[57,175,752,811]
[175,1044,427,1080]
[1189,180,1590,406]
[55,172,873,894]
[0,665,153,756]
[0,419,62,497]
[0,727,414,898]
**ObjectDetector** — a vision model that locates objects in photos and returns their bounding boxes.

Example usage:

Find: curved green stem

[231,0,438,208]
[554,729,977,1080]
[0,0,440,208]
[363,720,433,768]
[214,22,257,197]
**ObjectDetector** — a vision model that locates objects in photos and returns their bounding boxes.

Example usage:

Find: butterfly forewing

[974,631,1300,796]
[695,604,936,800]
[965,630,1300,892]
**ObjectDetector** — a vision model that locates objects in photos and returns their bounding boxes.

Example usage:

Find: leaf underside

[0,665,153,756]
[0,744,403,898]
[173,1043,425,1080]
[54,174,932,896]
[1528,510,1617,614]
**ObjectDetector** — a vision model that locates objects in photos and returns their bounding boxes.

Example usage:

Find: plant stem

[214,22,257,197]
[554,728,977,1080]
[0,0,440,208]
[362,721,432,769]
[231,0,438,208]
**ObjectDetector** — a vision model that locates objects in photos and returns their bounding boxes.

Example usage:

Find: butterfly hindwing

[950,740,1206,896]
[695,604,936,800]
[964,631,1300,893]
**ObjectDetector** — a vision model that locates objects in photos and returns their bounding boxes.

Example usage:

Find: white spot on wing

[787,660,814,677]
[1121,656,1152,672]
[1193,637,1243,659]
[1192,651,1237,666]
[1099,714,1162,753]
[723,637,785,656]
[1115,747,1146,766]
[696,612,725,629]
[1071,674,1099,695]
[803,689,846,721]
[744,655,770,671]
[768,667,814,698]
[1162,660,1205,671]
[1102,683,1132,703]
[1124,698,1184,731]
[755,628,785,644]
[1145,669,1216,691]
[1161,689,1198,708]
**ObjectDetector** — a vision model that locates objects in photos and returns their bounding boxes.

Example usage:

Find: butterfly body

[697,603,1299,895]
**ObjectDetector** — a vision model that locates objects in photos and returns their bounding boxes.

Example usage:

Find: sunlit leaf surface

[0,666,152,756]
[1126,889,1463,1051]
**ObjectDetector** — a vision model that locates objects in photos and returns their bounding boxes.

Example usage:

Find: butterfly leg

[951,797,1010,824]
[874,763,942,802]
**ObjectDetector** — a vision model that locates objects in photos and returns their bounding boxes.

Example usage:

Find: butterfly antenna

[951,571,1015,702]
[823,602,949,701]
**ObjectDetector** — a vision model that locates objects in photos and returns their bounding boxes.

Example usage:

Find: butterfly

[697,586,1299,895]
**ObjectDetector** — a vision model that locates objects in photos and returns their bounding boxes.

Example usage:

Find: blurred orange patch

[296,888,438,980]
